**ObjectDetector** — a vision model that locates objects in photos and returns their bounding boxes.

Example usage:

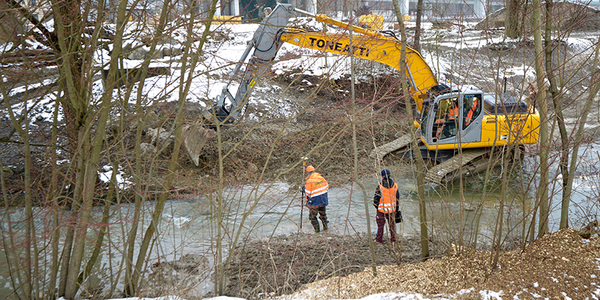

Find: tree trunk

[49,2,88,295]
[563,43,600,229]
[1,76,35,298]
[541,0,569,229]
[532,0,550,238]
[392,0,429,260]
[492,146,510,268]
[506,0,522,38]
[48,95,62,300]
[413,0,424,52]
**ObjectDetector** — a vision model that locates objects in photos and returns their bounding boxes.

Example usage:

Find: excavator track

[371,136,492,185]
[424,148,488,185]
[369,134,414,160]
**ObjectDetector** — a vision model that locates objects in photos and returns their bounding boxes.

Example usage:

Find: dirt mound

[477,2,600,32]
[289,228,600,299]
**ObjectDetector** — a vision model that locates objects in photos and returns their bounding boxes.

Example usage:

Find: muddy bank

[225,232,444,299]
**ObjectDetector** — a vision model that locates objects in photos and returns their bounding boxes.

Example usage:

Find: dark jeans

[309,206,327,221]
[375,210,396,243]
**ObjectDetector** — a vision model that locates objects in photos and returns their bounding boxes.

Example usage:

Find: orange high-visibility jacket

[449,106,459,119]
[377,183,398,213]
[465,99,478,126]
[304,172,329,207]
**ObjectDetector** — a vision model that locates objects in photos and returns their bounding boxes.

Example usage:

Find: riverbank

[286,228,600,299]
[225,232,444,299]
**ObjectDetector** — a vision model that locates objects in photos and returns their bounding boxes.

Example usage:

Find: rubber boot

[320,217,329,231]
[311,220,320,233]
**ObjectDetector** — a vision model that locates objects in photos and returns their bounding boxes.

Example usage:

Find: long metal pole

[300,157,308,229]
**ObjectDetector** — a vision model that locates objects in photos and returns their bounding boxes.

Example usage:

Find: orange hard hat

[306,165,315,172]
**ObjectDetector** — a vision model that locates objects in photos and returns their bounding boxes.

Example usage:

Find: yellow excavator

[198,3,540,184]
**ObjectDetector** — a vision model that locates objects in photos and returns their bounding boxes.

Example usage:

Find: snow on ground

[5,76,65,123]
[8,19,600,125]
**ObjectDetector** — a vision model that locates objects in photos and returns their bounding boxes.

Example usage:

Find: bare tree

[0,0,224,298]
[392,0,429,260]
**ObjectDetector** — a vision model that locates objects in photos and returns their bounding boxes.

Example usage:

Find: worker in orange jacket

[373,169,400,244]
[303,165,329,233]
[434,102,459,138]
[465,98,478,126]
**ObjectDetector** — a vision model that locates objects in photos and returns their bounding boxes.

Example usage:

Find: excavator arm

[279,29,438,112]
[208,3,295,124]
[207,3,439,124]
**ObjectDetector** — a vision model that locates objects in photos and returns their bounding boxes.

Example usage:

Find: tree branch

[5,0,58,49]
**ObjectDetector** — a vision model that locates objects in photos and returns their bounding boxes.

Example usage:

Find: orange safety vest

[377,183,398,213]
[465,100,478,126]
[449,106,459,119]
[435,119,445,138]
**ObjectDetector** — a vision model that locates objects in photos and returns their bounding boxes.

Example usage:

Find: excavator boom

[279,30,437,111]
[208,3,295,124]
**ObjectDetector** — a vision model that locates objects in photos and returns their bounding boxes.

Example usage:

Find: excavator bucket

[183,123,217,166]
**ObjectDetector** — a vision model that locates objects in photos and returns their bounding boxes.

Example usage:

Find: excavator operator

[448,101,459,120]
[464,98,479,127]
[434,100,459,139]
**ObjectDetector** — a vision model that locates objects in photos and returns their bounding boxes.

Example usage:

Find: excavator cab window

[463,94,482,129]
[421,102,432,138]
[431,98,458,140]
[483,93,530,114]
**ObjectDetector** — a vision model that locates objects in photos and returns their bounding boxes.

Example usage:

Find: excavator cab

[420,87,537,152]
[421,88,485,147]
[430,97,459,140]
